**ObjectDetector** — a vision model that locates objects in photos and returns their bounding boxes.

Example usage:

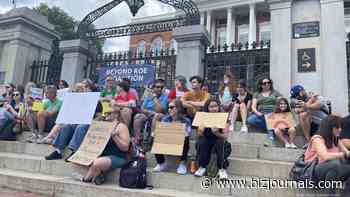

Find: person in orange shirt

[181,76,210,119]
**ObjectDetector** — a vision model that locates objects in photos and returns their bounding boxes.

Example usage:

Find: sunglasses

[262,81,271,85]
[13,93,20,96]
[168,106,176,110]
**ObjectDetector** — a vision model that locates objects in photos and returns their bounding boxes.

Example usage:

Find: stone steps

[0,167,331,197]
[0,151,292,180]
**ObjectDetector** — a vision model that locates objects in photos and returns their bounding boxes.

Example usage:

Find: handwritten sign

[151,122,185,156]
[265,112,296,130]
[192,112,229,129]
[30,88,44,100]
[56,92,100,124]
[68,121,114,166]
[97,64,155,88]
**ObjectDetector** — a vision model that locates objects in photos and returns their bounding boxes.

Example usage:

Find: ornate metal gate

[204,41,270,94]
[30,39,63,85]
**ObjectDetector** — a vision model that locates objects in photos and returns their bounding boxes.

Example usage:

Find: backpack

[119,157,152,189]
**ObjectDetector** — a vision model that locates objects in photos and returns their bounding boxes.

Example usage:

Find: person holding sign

[75,106,130,185]
[181,76,210,119]
[100,76,116,101]
[133,79,168,144]
[26,85,62,143]
[112,81,137,127]
[153,99,192,175]
[268,98,298,149]
[194,98,230,179]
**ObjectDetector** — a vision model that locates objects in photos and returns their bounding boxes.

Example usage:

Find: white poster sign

[56,92,100,124]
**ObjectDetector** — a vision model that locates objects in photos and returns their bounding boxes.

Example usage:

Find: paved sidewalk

[0,188,48,197]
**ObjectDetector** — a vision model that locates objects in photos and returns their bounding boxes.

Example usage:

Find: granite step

[0,140,303,163]
[0,151,293,180]
[0,168,333,197]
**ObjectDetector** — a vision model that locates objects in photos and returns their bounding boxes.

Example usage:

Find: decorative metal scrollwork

[77,0,200,40]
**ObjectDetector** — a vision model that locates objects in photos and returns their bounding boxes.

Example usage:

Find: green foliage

[33,3,104,53]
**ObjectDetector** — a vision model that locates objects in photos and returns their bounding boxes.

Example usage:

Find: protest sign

[97,64,155,88]
[151,122,185,156]
[30,88,43,100]
[56,92,100,124]
[265,112,296,130]
[192,112,229,129]
[68,121,113,166]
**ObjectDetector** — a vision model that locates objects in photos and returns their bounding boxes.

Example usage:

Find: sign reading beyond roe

[97,64,155,88]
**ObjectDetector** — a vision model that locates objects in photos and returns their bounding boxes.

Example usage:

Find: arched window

[136,40,146,55]
[151,37,163,52]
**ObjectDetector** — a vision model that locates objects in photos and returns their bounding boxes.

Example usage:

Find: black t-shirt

[341,115,350,139]
[232,92,253,105]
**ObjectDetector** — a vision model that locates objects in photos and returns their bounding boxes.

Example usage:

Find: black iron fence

[30,40,63,85]
[86,48,177,89]
[204,41,270,94]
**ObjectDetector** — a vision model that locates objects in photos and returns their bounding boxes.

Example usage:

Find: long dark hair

[316,115,342,149]
[172,99,186,121]
[274,98,291,113]
[219,71,237,97]
[257,78,274,93]
[204,97,221,112]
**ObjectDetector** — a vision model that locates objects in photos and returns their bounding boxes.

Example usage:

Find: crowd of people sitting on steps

[1,71,350,193]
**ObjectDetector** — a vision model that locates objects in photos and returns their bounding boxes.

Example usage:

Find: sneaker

[25,134,38,143]
[36,137,53,144]
[264,138,275,147]
[35,134,44,144]
[240,125,248,133]
[153,163,167,172]
[218,169,228,179]
[289,143,298,149]
[285,143,291,148]
[194,167,206,177]
[93,173,105,185]
[45,151,62,160]
[176,162,187,175]
[229,124,234,132]
[64,151,76,162]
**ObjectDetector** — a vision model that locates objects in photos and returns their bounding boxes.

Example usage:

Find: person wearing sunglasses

[133,79,168,145]
[247,78,282,146]
[153,99,192,175]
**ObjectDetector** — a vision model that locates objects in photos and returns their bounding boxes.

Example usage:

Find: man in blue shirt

[133,79,168,144]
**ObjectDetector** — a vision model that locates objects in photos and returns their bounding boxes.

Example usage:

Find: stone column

[232,13,237,44]
[206,10,212,37]
[6,40,30,85]
[320,0,348,115]
[211,15,216,46]
[173,25,210,84]
[248,3,257,45]
[59,39,90,86]
[268,0,292,97]
[200,12,205,26]
[226,7,233,45]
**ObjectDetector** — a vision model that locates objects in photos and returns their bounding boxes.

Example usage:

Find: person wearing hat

[168,75,189,102]
[290,85,330,143]
[100,76,117,101]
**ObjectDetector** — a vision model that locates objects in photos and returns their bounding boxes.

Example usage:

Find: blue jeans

[52,124,90,151]
[247,113,267,130]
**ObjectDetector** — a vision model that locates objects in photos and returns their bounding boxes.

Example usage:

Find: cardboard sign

[192,112,229,129]
[30,88,44,100]
[265,112,296,130]
[56,92,100,124]
[68,121,114,166]
[151,122,185,156]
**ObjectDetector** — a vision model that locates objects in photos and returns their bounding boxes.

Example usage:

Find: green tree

[33,3,103,53]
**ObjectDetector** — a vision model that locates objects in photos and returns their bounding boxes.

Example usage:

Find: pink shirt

[304,135,340,163]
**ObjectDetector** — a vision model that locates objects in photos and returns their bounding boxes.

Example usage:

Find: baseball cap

[290,85,304,97]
